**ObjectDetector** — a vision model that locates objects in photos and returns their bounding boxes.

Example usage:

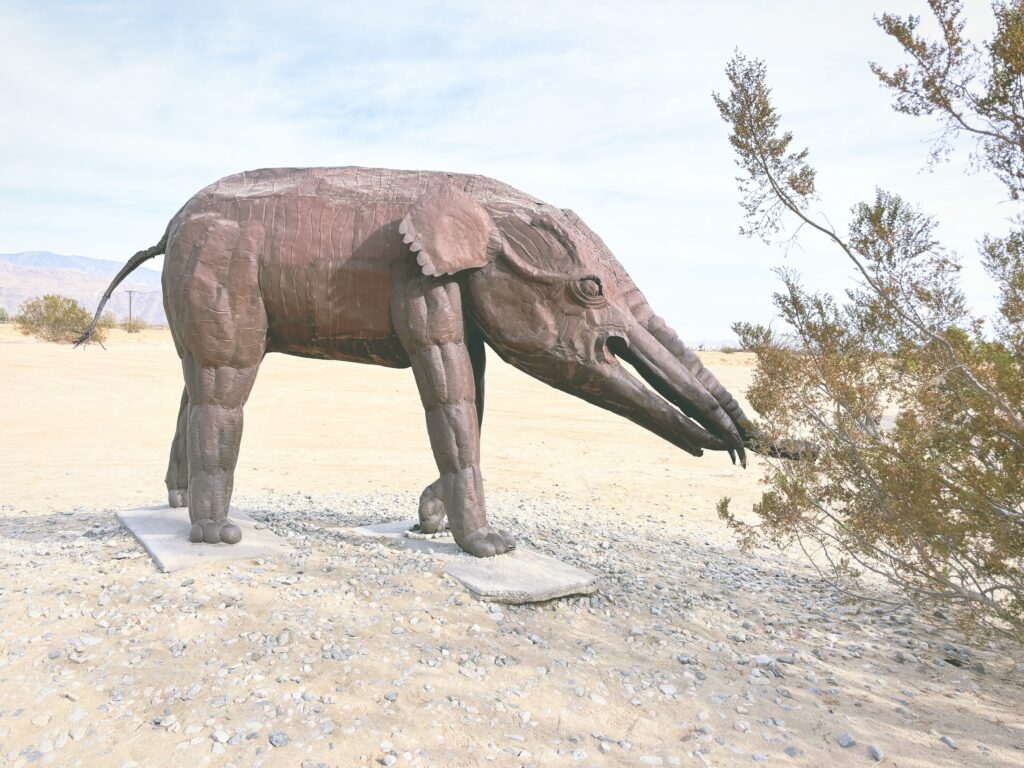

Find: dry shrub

[16,294,107,344]
[714,0,1024,637]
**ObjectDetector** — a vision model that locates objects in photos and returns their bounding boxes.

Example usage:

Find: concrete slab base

[351,520,598,603]
[116,505,291,573]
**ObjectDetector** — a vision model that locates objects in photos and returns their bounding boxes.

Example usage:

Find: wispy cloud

[0,0,1009,339]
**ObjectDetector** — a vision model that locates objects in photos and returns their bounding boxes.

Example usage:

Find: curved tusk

[624,326,746,463]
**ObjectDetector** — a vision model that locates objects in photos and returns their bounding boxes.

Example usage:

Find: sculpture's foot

[456,525,516,558]
[189,517,242,545]
[168,488,188,508]
[417,479,447,534]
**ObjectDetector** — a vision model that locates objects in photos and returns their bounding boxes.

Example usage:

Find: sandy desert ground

[1,325,1023,767]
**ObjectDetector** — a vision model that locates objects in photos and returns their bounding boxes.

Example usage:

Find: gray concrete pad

[116,505,291,573]
[351,520,598,603]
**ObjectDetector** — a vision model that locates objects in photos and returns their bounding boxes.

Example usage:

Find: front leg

[417,329,486,534]
[392,271,515,557]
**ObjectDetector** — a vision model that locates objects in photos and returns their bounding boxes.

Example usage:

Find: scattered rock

[0,490,1018,765]
[268,731,289,747]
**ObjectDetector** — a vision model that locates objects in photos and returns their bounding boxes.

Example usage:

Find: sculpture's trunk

[618,326,743,450]
[578,363,734,456]
[625,290,754,437]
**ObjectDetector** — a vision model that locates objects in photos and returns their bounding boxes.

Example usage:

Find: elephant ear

[400,183,493,276]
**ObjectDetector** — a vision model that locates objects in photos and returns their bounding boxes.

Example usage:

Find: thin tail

[74,231,168,347]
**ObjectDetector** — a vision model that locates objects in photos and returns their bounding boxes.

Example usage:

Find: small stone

[640,757,663,766]
[212,730,230,744]
[268,731,289,747]
[784,746,800,757]
[629,626,645,637]
[869,745,884,761]
[837,733,855,748]
[380,756,397,767]
[940,735,957,749]
[658,684,677,696]
[384,691,398,702]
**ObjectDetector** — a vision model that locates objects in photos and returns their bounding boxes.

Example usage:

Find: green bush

[15,295,106,344]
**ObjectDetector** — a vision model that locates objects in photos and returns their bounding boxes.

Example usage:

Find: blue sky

[0,0,1012,341]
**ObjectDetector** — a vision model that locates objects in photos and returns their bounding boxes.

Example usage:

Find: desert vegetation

[15,294,106,344]
[98,310,117,330]
[120,317,148,333]
[716,0,1024,637]
[11,295,151,341]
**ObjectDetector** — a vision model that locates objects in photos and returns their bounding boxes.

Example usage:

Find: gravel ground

[1,491,1022,767]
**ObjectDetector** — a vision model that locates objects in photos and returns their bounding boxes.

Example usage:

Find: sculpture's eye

[569,275,608,307]
[579,277,602,298]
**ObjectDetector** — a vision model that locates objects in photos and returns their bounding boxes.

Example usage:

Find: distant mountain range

[0,251,166,325]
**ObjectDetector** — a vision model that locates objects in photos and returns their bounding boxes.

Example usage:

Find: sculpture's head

[400,183,747,462]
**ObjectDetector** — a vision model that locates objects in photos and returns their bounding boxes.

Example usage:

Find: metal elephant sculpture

[80,167,807,557]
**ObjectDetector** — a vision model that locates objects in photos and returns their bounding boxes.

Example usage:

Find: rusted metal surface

[85,166,806,557]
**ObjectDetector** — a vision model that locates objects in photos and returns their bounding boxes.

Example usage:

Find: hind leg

[183,356,261,544]
[163,214,267,545]
[165,387,189,507]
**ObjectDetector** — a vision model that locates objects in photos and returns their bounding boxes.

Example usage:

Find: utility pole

[125,289,138,325]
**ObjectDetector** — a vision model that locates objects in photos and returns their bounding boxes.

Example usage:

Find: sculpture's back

[164,167,544,365]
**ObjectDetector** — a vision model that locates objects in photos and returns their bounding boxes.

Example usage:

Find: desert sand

[0,326,762,525]
[1,325,1022,767]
